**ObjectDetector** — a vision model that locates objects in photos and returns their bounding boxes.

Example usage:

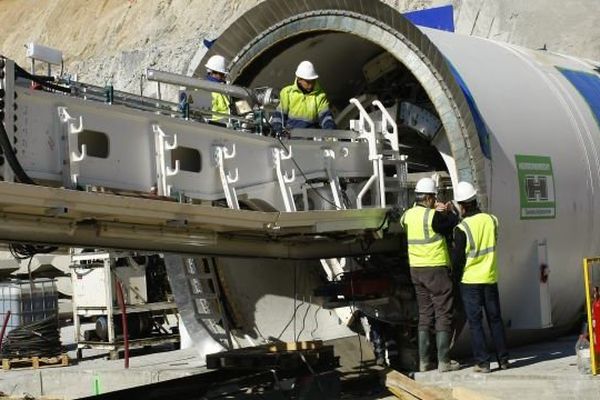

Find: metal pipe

[115,281,129,369]
[0,310,11,350]
[146,68,256,104]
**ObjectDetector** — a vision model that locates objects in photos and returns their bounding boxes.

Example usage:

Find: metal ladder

[184,256,233,350]
[350,98,409,209]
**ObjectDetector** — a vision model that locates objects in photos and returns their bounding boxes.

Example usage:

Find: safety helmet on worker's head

[415,177,437,195]
[205,55,228,74]
[295,61,319,80]
[454,181,477,203]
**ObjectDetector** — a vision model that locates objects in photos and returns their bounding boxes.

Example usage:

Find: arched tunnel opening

[188,1,488,368]
[234,30,448,184]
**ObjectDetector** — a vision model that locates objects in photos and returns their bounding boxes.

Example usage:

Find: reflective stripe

[406,235,444,245]
[401,206,450,267]
[458,213,499,284]
[321,115,334,124]
[423,208,431,238]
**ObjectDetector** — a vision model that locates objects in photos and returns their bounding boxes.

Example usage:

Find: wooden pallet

[2,354,69,370]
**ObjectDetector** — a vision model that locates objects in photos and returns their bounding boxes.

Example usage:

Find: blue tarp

[558,68,600,129]
[446,61,492,159]
[403,5,455,32]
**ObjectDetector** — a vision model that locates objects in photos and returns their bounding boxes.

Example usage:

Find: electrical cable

[13,63,71,94]
[275,135,343,211]
[258,115,344,211]
[0,121,35,184]
[9,243,58,260]
[295,300,311,342]
[1,316,62,358]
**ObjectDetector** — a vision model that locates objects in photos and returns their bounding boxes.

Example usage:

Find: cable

[1,316,62,358]
[258,115,343,211]
[13,63,71,94]
[9,243,58,260]
[295,299,311,342]
[0,121,35,184]
[275,135,343,210]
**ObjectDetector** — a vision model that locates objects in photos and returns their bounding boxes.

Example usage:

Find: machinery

[1,0,600,368]
[70,252,178,359]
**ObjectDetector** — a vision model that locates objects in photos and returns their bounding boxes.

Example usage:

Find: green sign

[515,155,556,219]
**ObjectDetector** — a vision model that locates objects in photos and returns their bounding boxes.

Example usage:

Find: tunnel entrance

[232,30,451,196]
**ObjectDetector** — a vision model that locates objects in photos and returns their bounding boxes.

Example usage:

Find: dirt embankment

[0,0,598,98]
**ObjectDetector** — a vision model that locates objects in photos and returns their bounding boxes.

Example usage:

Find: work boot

[418,330,434,372]
[436,331,460,372]
[473,363,491,373]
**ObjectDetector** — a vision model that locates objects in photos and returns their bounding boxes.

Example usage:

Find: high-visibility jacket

[456,213,499,284]
[271,79,335,132]
[400,206,450,267]
[211,92,230,121]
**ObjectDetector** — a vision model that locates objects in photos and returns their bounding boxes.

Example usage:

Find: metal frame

[71,251,178,360]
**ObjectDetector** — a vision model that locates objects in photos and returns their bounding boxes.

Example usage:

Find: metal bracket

[213,145,240,209]
[272,146,297,212]
[372,100,399,152]
[57,106,86,187]
[349,99,385,208]
[323,149,344,209]
[153,123,180,196]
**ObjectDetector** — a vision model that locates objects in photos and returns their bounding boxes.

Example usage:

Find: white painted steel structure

[2,0,600,362]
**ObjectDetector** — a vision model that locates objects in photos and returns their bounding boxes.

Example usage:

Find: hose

[13,63,71,94]
[1,316,62,358]
[0,120,34,184]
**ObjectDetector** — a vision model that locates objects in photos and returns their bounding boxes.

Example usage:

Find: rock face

[0,0,598,98]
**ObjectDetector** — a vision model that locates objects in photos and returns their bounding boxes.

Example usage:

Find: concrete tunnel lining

[199,0,488,207]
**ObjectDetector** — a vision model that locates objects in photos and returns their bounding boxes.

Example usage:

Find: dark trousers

[410,267,454,332]
[461,283,509,365]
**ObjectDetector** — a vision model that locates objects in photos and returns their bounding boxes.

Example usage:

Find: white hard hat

[455,181,477,202]
[295,60,319,80]
[415,177,437,194]
[205,55,227,74]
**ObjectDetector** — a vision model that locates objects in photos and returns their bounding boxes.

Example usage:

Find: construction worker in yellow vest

[270,60,336,137]
[400,177,460,372]
[452,181,509,373]
[205,54,231,123]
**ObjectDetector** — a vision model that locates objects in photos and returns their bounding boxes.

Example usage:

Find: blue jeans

[461,283,509,365]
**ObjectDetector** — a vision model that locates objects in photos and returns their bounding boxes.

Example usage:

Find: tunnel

[197,0,488,208]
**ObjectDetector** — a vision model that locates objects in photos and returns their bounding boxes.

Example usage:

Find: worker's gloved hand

[435,201,447,212]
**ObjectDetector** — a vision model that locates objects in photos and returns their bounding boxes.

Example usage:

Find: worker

[400,177,460,372]
[452,181,509,373]
[270,60,336,136]
[205,54,231,122]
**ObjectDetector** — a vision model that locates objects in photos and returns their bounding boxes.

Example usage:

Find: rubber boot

[418,330,434,372]
[436,331,460,372]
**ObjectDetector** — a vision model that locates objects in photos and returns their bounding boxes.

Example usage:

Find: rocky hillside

[0,0,598,98]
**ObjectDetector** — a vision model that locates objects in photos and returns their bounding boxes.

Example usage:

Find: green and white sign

[515,155,556,219]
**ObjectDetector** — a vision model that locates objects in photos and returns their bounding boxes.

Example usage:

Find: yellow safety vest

[400,206,450,267]
[457,213,499,284]
[211,92,230,121]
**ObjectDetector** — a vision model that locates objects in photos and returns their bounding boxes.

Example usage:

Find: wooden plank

[385,370,448,400]
[265,340,323,352]
[388,386,421,400]
[452,387,500,400]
